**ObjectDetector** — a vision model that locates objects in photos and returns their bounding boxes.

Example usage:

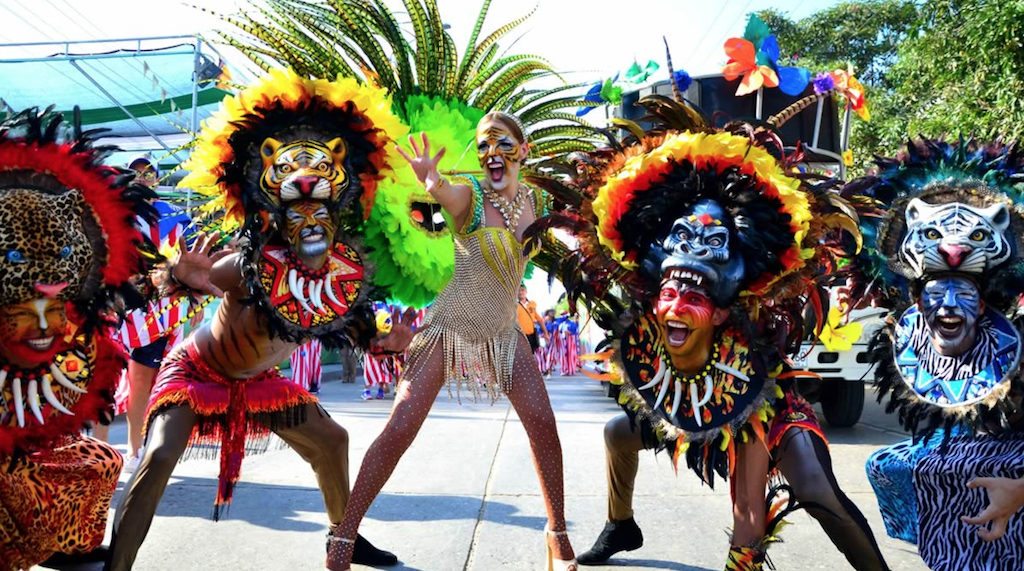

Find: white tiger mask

[900,198,1012,276]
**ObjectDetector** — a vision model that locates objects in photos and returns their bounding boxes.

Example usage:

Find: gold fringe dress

[408,176,543,400]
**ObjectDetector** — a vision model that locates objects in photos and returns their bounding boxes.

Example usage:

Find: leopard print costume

[0,436,122,568]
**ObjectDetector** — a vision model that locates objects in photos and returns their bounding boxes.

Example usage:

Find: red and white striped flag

[290,338,323,393]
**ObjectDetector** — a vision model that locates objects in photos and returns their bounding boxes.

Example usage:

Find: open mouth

[300,227,326,243]
[665,321,691,347]
[410,201,447,233]
[26,337,54,351]
[486,157,505,183]
[937,315,964,337]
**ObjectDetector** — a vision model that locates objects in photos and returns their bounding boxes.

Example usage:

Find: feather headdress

[0,107,155,454]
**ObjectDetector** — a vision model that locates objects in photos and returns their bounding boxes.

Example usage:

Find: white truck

[790,307,887,427]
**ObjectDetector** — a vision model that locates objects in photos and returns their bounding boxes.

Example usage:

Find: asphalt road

[43,372,927,570]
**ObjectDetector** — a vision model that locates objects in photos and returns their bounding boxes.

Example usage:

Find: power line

[694,0,755,73]
[0,2,101,100]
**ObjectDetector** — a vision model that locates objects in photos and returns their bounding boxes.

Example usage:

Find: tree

[892,0,1024,142]
[758,1,917,172]
[759,0,916,88]
[762,0,1024,169]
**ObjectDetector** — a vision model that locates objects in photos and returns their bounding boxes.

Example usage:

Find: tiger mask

[259,137,348,205]
[900,198,1012,277]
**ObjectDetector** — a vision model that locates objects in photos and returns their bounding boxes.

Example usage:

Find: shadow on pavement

[112,476,548,532]
[580,559,716,571]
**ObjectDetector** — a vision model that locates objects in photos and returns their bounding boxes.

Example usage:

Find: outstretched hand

[961,476,1024,541]
[395,132,446,192]
[371,307,421,354]
[170,232,234,297]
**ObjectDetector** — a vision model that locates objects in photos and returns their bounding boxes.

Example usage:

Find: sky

[0,0,844,311]
[0,0,843,83]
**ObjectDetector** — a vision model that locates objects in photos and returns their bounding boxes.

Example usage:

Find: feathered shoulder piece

[847,138,1024,439]
[180,68,405,230]
[0,107,156,453]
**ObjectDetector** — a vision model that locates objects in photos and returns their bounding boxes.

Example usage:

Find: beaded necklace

[483,183,529,232]
[662,343,721,386]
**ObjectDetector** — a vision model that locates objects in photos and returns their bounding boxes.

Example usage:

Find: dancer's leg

[328,342,447,568]
[577,413,648,565]
[271,403,350,522]
[125,360,159,457]
[504,336,575,561]
[603,414,647,522]
[105,405,197,571]
[732,438,770,546]
[776,429,889,571]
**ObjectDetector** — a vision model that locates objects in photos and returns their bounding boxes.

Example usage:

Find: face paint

[920,277,981,356]
[283,200,337,266]
[476,118,524,192]
[655,277,724,373]
[0,298,69,366]
[659,199,745,305]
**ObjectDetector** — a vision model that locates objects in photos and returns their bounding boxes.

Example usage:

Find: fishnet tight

[328,333,575,569]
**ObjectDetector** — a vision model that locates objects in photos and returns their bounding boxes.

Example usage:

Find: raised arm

[154,232,239,298]
[396,132,473,230]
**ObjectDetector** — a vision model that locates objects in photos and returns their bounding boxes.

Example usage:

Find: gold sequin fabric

[411,226,529,401]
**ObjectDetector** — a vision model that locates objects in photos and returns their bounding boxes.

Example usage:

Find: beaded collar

[255,241,366,333]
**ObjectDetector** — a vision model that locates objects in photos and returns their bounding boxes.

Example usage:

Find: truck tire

[821,379,865,427]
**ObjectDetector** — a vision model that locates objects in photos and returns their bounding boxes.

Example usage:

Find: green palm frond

[217,0,602,155]
[366,0,415,88]
[518,95,596,124]
[456,0,492,83]
[472,61,556,110]
[456,5,538,93]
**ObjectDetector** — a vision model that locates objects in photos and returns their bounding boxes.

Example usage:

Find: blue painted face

[920,277,981,356]
[659,199,745,304]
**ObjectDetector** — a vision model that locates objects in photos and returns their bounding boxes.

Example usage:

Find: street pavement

[44,370,927,570]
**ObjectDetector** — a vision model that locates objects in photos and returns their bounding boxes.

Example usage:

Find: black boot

[351,534,399,567]
[577,517,644,565]
[42,546,110,567]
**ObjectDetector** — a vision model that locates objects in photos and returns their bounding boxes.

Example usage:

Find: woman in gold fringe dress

[327,112,577,571]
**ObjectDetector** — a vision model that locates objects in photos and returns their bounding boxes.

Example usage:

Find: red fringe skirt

[144,341,317,515]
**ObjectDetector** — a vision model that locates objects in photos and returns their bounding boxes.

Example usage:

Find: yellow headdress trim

[180,68,406,230]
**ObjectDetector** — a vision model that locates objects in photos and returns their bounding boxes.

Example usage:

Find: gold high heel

[545,527,579,571]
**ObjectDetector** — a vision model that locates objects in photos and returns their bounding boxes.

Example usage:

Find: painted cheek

[680,301,715,326]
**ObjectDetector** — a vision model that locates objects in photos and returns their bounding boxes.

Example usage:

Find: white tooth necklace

[0,358,86,427]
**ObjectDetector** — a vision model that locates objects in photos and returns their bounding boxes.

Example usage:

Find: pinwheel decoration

[722,14,809,97]
[577,59,661,116]
[813,67,871,121]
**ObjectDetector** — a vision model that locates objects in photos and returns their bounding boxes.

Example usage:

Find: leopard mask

[0,185,101,307]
